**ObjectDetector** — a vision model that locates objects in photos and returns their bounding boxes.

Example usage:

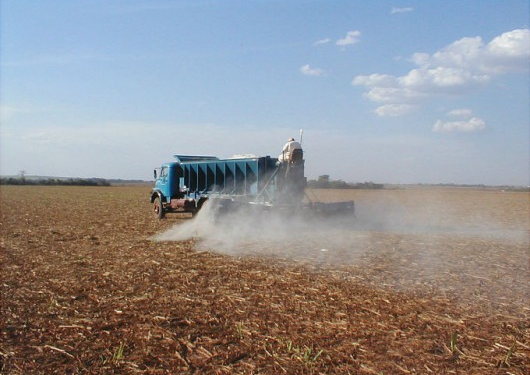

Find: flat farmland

[1,185,528,374]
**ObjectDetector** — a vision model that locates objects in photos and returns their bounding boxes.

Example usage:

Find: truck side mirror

[153,169,157,179]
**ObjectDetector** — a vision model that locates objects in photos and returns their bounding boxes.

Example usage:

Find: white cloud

[447,108,473,118]
[428,36,483,69]
[398,66,490,92]
[391,7,413,14]
[352,73,397,87]
[484,29,530,73]
[300,64,325,76]
[433,117,486,133]
[375,104,417,117]
[359,84,426,104]
[336,30,361,47]
[353,28,530,116]
[487,29,529,56]
[419,30,529,74]
[352,74,425,104]
[314,38,331,46]
[433,108,486,133]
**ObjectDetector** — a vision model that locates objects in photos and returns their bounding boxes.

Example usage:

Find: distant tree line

[0,177,111,186]
[307,175,384,190]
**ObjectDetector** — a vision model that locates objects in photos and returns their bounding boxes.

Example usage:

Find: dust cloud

[351,198,529,243]
[152,197,528,263]
[153,200,365,262]
[153,194,529,311]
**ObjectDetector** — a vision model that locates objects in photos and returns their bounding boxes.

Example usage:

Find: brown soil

[1,185,528,374]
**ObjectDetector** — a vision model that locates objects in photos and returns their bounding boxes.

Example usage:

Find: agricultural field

[1,185,528,374]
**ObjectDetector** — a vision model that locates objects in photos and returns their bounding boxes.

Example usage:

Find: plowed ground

[1,185,528,374]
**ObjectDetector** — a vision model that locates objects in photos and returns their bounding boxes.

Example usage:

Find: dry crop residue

[1,185,528,374]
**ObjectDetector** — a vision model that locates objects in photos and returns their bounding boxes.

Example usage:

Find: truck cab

[151,156,220,219]
[153,162,184,201]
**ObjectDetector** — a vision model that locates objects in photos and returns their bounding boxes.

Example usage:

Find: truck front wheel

[153,196,165,219]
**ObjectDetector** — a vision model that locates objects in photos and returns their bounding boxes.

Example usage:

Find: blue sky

[1,0,529,185]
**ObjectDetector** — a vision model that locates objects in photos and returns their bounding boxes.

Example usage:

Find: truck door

[155,165,171,200]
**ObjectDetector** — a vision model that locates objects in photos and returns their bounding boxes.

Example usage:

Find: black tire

[153,196,165,219]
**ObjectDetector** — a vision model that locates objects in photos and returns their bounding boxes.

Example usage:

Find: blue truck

[150,149,353,219]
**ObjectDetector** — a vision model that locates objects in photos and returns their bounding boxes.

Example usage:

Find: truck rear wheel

[153,196,165,219]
